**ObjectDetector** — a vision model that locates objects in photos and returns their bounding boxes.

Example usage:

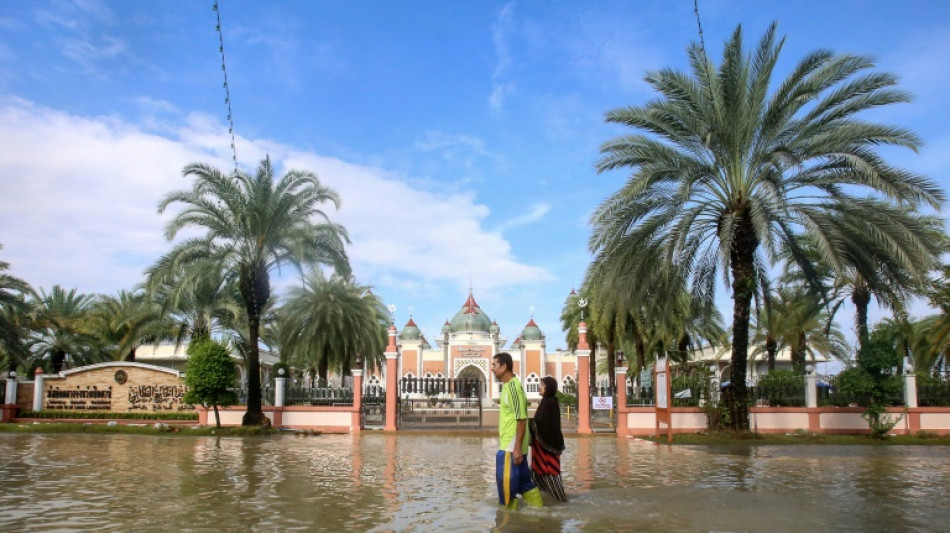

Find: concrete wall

[617,406,950,436]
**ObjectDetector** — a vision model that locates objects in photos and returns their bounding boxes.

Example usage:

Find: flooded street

[2,432,949,532]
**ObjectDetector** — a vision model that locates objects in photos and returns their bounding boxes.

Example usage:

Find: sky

[1,0,949,359]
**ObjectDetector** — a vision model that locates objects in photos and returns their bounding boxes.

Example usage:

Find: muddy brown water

[1,432,948,532]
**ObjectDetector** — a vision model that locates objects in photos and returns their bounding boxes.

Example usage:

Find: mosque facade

[367,291,578,403]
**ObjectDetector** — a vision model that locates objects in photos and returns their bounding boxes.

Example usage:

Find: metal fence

[750,376,806,407]
[285,385,353,406]
[232,383,274,406]
[918,376,950,407]
[397,377,483,428]
[398,377,482,398]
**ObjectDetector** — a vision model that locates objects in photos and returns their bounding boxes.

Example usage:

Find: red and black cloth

[529,376,567,502]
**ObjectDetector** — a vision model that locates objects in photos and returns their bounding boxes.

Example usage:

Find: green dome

[442,320,452,334]
[489,321,500,335]
[400,318,420,340]
[521,318,542,341]
[448,293,492,332]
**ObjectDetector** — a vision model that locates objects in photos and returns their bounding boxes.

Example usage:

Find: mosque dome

[489,320,500,335]
[442,320,452,334]
[448,292,493,332]
[400,318,420,340]
[521,318,542,341]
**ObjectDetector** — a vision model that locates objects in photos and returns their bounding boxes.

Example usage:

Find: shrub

[184,339,238,428]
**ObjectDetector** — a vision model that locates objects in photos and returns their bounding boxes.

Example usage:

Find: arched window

[525,373,540,393]
[562,375,576,395]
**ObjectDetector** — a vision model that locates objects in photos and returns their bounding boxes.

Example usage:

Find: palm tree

[28,285,98,372]
[89,289,169,361]
[147,260,243,348]
[592,23,943,429]
[151,157,350,426]
[814,209,945,355]
[0,247,32,371]
[278,270,386,384]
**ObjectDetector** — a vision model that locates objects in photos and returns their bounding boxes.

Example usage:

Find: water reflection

[1,433,950,532]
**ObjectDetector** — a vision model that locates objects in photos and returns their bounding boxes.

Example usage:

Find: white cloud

[489,2,517,112]
[495,203,551,234]
[0,98,553,300]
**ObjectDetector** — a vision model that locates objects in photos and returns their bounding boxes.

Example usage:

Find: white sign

[592,396,613,410]
[656,372,668,409]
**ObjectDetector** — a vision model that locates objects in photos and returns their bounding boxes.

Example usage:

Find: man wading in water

[491,352,543,510]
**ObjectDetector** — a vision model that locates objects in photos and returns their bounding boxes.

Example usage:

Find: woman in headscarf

[530,376,567,502]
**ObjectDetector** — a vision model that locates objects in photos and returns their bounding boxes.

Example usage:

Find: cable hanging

[213,0,238,173]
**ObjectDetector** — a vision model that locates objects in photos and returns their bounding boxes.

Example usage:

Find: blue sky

[1,0,948,356]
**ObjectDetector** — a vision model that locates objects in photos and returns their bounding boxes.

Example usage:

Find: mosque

[368,291,578,403]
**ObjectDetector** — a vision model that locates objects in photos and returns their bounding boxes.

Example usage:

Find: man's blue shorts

[495,450,537,505]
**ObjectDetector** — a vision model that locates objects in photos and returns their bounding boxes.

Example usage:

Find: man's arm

[513,418,527,464]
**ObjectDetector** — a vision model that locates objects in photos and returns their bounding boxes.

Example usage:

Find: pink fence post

[615,365,627,436]
[576,321,591,434]
[384,324,399,431]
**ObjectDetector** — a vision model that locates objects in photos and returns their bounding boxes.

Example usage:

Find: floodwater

[1,431,949,532]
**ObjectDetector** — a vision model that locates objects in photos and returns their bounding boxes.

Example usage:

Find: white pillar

[32,369,45,412]
[805,365,817,408]
[708,365,719,405]
[275,376,286,408]
[5,371,16,404]
[904,363,918,409]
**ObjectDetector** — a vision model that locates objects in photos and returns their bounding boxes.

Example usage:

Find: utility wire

[213,0,238,173]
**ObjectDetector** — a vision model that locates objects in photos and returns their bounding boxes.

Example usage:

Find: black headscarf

[531,376,565,453]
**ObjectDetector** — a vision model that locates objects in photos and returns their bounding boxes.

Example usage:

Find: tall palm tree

[0,247,32,371]
[151,157,350,426]
[278,271,386,384]
[28,285,98,372]
[592,23,943,429]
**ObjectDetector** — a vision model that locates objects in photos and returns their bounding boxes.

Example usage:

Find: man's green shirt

[499,375,530,453]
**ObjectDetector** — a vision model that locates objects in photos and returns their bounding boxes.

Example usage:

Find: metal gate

[590,384,616,432]
[361,385,386,429]
[397,377,483,429]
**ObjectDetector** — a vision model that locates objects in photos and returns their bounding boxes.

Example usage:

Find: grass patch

[0,422,287,437]
[641,430,950,445]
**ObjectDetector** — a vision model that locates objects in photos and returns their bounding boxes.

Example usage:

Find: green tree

[151,157,350,426]
[89,289,169,362]
[278,271,386,384]
[28,285,98,372]
[592,23,943,430]
[0,246,32,372]
[148,260,242,349]
[183,338,238,428]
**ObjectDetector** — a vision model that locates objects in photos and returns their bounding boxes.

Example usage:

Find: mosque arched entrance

[456,365,485,398]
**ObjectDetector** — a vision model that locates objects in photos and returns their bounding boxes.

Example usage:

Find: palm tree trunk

[51,349,66,373]
[729,217,757,431]
[853,283,871,358]
[792,331,807,373]
[240,264,269,427]
[766,335,777,372]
